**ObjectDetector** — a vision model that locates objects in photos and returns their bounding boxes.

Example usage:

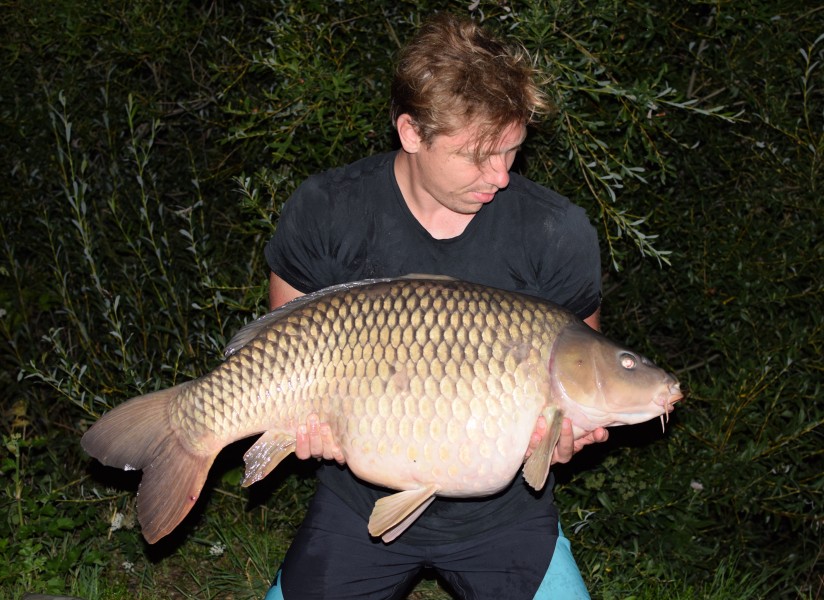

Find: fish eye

[620,353,637,369]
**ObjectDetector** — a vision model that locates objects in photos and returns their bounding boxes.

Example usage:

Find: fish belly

[331,391,545,497]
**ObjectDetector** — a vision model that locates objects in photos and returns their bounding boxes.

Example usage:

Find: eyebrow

[458,141,523,159]
[489,133,528,156]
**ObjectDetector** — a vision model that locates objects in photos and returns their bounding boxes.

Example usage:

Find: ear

[396,114,422,154]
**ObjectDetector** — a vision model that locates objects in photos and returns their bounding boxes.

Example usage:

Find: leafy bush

[0,0,820,598]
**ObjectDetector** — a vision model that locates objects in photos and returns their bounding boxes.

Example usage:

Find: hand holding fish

[569,423,610,456]
[296,413,344,463]
[525,416,609,464]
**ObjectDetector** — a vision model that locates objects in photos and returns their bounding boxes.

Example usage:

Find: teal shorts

[263,484,589,600]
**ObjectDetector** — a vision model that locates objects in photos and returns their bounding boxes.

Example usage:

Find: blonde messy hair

[390,13,552,162]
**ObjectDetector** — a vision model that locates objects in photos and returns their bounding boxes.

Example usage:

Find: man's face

[411,121,527,215]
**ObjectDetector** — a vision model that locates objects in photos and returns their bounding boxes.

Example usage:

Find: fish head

[548,323,682,435]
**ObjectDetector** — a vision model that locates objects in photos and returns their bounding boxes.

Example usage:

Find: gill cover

[549,323,680,430]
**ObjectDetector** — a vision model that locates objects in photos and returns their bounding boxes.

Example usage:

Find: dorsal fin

[401,273,458,281]
[223,277,390,356]
[223,274,460,357]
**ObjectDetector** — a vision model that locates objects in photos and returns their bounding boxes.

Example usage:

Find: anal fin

[368,484,439,543]
[241,430,296,487]
[522,407,564,490]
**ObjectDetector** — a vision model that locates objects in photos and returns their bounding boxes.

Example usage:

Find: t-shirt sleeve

[537,203,602,320]
[264,176,337,293]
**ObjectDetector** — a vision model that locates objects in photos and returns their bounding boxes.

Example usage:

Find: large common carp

[81,276,682,544]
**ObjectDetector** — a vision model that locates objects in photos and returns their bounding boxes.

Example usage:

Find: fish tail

[81,383,215,544]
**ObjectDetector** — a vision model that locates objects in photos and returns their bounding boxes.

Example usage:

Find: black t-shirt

[265,151,601,544]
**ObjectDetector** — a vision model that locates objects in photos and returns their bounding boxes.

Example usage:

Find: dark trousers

[263,483,590,600]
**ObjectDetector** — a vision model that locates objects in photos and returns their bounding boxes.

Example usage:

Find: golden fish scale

[172,280,573,494]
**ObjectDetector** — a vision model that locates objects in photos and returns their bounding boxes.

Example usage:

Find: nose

[483,154,510,189]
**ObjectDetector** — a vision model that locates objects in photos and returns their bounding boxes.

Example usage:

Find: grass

[3,434,819,599]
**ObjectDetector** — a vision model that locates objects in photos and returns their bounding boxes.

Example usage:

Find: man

[263,13,607,599]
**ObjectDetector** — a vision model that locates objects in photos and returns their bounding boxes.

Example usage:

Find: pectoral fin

[241,430,296,487]
[368,484,439,543]
[522,407,564,490]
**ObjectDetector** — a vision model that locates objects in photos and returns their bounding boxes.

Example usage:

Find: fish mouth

[660,381,683,411]
[658,380,683,432]
[602,379,683,427]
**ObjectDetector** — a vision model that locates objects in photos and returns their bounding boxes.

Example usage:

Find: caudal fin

[81,384,215,544]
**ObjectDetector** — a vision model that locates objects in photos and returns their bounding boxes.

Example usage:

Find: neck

[393,151,474,240]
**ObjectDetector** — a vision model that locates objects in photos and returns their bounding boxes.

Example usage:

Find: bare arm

[583,306,601,331]
[269,271,304,309]
[269,272,345,463]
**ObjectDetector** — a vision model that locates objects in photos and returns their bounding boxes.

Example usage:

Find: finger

[551,418,575,465]
[524,415,549,458]
[307,413,323,458]
[319,423,344,463]
[572,427,609,453]
[524,432,539,459]
[295,424,310,460]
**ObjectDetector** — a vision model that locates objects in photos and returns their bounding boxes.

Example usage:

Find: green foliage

[512,1,741,269]
[0,0,821,598]
[0,431,112,597]
[551,4,823,598]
